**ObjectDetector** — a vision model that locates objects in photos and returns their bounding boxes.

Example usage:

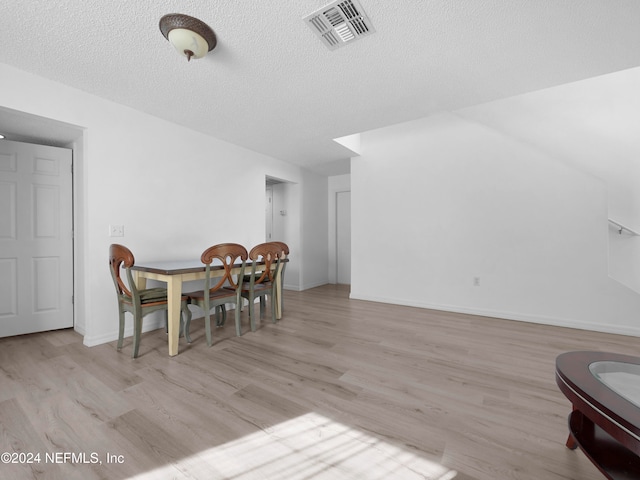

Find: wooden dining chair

[109,244,190,358]
[183,243,248,346]
[238,242,283,332]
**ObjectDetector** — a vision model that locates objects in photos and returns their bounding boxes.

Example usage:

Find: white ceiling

[1,1,640,175]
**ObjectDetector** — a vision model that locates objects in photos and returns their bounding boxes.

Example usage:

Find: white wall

[351,112,640,336]
[328,174,351,284]
[456,67,640,293]
[300,169,329,290]
[0,63,327,346]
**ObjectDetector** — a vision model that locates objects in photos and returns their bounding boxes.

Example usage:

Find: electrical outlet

[473,276,480,286]
[109,224,124,237]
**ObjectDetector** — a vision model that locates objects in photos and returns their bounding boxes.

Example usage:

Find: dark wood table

[556,351,640,479]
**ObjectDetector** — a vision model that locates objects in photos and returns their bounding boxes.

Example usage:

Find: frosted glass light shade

[168,28,209,60]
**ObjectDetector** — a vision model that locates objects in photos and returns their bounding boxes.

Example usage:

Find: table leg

[566,405,580,449]
[566,433,578,450]
[133,271,147,290]
[166,275,182,356]
[275,268,282,319]
[566,407,592,451]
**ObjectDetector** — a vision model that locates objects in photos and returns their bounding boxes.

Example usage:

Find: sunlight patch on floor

[130,412,458,479]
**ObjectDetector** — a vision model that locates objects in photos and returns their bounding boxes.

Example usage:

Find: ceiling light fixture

[159,13,217,62]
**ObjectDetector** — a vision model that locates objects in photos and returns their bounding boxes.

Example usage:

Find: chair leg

[117,309,125,351]
[132,309,143,358]
[280,274,286,315]
[166,310,186,339]
[204,305,215,347]
[215,305,227,327]
[249,294,257,332]
[270,292,277,323]
[183,305,192,344]
[234,303,242,337]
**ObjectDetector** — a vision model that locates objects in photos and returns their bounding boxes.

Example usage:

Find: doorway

[265,176,290,244]
[265,186,273,241]
[0,139,74,337]
[336,191,351,285]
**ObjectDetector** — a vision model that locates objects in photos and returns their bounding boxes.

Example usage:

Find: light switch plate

[109,224,124,237]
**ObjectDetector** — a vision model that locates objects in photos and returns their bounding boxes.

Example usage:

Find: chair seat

[237,283,272,293]
[242,273,271,284]
[138,287,169,302]
[122,287,167,302]
[186,288,238,302]
[123,289,188,305]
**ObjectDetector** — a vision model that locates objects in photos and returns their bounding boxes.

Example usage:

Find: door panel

[0,140,73,337]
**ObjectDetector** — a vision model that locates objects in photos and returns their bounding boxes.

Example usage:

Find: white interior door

[336,191,351,285]
[265,186,273,241]
[0,139,73,337]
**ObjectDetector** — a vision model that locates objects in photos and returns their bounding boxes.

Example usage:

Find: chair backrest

[272,242,289,282]
[272,241,289,257]
[248,242,283,285]
[109,243,135,297]
[201,243,249,292]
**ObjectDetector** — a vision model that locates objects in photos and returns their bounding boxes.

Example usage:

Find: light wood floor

[1,284,638,479]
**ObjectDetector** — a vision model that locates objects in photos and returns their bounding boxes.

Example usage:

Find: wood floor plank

[1,284,634,479]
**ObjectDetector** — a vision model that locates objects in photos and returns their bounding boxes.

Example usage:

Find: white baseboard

[299,281,330,291]
[349,292,640,338]
[83,318,165,347]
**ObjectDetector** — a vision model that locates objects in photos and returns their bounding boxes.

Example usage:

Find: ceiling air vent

[304,0,376,51]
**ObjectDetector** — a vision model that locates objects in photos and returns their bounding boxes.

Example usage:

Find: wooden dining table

[131,258,284,356]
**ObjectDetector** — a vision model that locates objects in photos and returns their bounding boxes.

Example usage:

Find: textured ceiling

[1,1,640,175]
